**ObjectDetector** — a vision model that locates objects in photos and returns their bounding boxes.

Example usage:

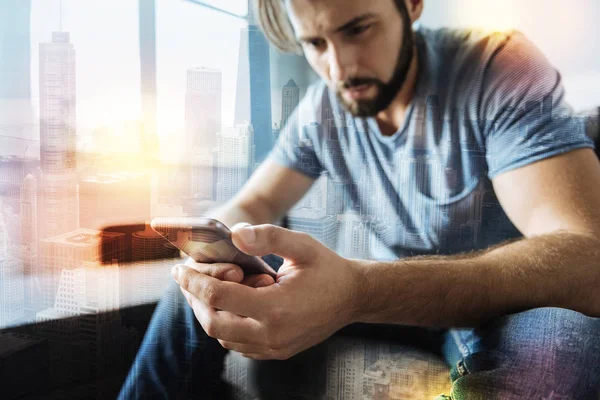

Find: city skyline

[0,2,598,398]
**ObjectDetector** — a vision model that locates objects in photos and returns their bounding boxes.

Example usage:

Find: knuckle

[203,318,219,338]
[266,226,280,245]
[218,340,231,350]
[206,263,239,280]
[266,306,285,326]
[266,332,285,350]
[273,349,291,361]
[179,268,195,291]
[297,231,311,241]
[203,284,223,308]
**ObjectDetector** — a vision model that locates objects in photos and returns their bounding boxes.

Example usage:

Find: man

[120,0,600,398]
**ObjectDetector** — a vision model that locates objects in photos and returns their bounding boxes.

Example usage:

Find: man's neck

[375,45,420,137]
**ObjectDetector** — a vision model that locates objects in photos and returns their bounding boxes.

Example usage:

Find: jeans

[119,261,600,399]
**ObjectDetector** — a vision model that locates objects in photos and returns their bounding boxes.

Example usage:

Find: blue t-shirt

[268,27,595,261]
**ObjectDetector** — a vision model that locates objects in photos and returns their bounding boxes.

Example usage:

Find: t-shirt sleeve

[266,83,326,180]
[480,31,595,179]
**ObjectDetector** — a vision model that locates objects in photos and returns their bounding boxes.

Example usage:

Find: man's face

[286,0,415,117]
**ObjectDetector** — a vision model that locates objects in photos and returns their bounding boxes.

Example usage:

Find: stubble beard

[336,22,415,118]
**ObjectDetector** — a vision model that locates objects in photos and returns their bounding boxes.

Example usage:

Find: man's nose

[328,45,356,84]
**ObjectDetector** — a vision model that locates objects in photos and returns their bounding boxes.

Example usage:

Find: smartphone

[150,217,277,279]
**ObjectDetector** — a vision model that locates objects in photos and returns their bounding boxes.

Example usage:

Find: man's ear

[404,0,424,24]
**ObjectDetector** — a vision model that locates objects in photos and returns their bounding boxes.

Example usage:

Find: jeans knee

[448,307,600,398]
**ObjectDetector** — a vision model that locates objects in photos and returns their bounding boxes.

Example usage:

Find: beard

[335,20,415,117]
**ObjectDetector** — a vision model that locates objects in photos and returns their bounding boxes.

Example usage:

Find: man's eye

[347,24,371,37]
[309,39,326,49]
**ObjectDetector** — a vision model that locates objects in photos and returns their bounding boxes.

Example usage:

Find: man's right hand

[174,220,277,306]
[185,256,275,287]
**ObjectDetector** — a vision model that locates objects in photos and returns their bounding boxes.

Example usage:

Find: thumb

[231,224,314,263]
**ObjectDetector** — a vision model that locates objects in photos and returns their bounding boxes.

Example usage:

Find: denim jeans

[119,261,600,399]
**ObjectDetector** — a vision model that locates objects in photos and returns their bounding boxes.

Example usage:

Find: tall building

[280,79,300,130]
[189,151,214,200]
[399,155,445,247]
[0,156,39,212]
[20,174,37,247]
[326,338,365,399]
[0,208,25,329]
[288,212,337,250]
[292,175,328,212]
[234,2,272,166]
[288,176,338,248]
[0,0,35,142]
[337,213,376,260]
[185,67,222,151]
[39,31,79,240]
[39,31,76,174]
[139,0,157,140]
[216,124,254,203]
[39,172,79,240]
[20,174,38,318]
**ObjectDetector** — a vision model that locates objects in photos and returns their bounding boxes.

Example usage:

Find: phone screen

[150,217,277,278]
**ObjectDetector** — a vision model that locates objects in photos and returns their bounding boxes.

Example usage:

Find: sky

[26,0,600,147]
[30,0,248,140]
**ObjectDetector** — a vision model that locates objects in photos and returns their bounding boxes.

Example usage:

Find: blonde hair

[255,0,410,54]
[254,0,302,54]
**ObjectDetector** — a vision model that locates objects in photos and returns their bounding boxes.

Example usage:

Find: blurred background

[0,0,598,398]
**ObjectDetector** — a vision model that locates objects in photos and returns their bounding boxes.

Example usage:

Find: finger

[173,264,269,318]
[230,222,252,231]
[231,224,315,263]
[241,274,275,288]
[187,293,265,344]
[180,286,193,307]
[182,258,244,283]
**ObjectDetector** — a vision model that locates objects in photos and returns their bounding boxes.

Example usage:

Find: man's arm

[207,159,315,228]
[351,148,600,328]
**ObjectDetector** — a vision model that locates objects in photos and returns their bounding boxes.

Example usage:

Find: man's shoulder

[418,26,543,83]
[419,26,525,61]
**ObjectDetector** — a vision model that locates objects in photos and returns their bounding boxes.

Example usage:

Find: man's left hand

[171,224,362,360]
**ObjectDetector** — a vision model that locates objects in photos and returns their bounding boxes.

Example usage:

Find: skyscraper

[20,174,38,318]
[38,31,79,240]
[189,151,214,200]
[280,79,300,130]
[216,124,254,202]
[185,67,222,151]
[39,31,76,174]
[0,0,35,143]
[0,155,38,212]
[234,2,272,166]
[139,0,158,141]
[0,207,25,329]
[20,174,37,247]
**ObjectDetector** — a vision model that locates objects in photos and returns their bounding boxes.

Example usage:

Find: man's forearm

[351,231,600,328]
[207,203,261,228]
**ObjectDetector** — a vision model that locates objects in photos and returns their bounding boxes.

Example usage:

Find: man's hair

[254,0,409,54]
